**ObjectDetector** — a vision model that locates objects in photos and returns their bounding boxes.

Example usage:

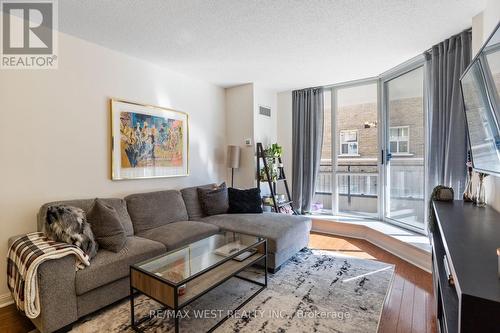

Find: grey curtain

[292,87,324,213]
[425,30,471,198]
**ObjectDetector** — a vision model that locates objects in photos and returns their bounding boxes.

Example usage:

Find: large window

[311,57,426,232]
[385,66,425,230]
[389,126,409,154]
[339,130,359,155]
[312,82,379,217]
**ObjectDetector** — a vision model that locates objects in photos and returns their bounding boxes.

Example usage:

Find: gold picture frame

[110,98,189,180]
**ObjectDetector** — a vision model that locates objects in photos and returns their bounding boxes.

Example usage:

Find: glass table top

[133,231,263,285]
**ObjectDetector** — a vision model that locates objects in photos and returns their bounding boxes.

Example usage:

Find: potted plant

[259,167,278,182]
[264,143,283,158]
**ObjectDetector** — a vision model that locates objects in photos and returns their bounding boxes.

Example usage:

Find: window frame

[389,125,410,155]
[339,129,359,156]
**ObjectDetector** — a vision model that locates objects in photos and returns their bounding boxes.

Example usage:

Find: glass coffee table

[130,231,267,332]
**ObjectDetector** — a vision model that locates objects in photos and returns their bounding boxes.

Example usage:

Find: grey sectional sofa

[9,184,311,333]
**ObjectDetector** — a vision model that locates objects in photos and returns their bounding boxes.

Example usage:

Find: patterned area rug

[71,249,394,333]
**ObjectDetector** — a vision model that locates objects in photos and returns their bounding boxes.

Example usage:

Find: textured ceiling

[58,0,486,91]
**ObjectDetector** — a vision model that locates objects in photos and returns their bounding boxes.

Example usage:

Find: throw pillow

[228,187,263,214]
[87,198,127,253]
[197,182,229,216]
[45,205,98,258]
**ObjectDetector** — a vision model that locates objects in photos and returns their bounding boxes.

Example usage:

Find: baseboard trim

[0,292,13,308]
[311,219,432,273]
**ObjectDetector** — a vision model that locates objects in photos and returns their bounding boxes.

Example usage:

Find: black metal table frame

[130,238,267,333]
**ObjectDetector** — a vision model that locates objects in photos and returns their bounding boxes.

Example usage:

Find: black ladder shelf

[256,142,296,214]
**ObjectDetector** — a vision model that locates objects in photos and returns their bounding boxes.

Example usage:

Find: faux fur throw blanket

[7,232,90,318]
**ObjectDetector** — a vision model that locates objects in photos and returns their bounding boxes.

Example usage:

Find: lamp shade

[227,145,241,168]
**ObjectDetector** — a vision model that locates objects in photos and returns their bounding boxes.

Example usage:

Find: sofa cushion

[87,199,126,252]
[75,236,165,295]
[125,190,188,233]
[44,205,99,259]
[201,213,311,253]
[197,183,229,216]
[137,221,220,250]
[180,184,215,220]
[38,198,134,237]
[228,187,263,214]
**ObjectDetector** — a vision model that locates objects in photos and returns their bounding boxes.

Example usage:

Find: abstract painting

[111,99,189,179]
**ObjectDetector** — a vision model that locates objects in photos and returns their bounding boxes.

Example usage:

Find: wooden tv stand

[432,201,500,333]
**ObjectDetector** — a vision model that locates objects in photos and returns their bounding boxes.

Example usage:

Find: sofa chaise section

[202,213,312,270]
[181,185,312,271]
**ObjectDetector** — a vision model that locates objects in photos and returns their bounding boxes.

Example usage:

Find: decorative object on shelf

[278,204,294,215]
[259,165,278,182]
[463,158,474,202]
[264,143,283,158]
[256,142,296,214]
[227,145,241,187]
[474,172,488,207]
[278,162,284,179]
[110,99,188,180]
[427,185,454,232]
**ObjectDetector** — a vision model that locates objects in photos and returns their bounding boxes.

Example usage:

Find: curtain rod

[423,27,472,54]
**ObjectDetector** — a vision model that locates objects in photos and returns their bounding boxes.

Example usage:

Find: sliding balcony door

[383,66,425,230]
[312,57,426,232]
[312,81,380,217]
[336,82,379,217]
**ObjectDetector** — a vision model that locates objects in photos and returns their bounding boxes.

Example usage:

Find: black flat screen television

[460,22,500,175]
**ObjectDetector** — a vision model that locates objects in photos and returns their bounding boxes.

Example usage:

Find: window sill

[310,215,431,272]
[391,153,414,157]
[338,154,361,157]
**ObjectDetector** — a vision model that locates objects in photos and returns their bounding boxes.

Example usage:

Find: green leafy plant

[259,166,278,182]
[264,143,283,158]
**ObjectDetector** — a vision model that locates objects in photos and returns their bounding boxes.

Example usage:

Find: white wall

[0,27,226,298]
[225,84,255,188]
[474,0,500,212]
[224,84,279,190]
[254,86,278,146]
[277,91,293,193]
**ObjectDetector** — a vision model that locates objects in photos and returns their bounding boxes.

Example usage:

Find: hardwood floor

[0,303,33,333]
[309,232,436,333]
[0,232,436,333]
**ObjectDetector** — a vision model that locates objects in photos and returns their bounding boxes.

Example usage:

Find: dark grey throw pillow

[228,187,263,214]
[45,205,98,259]
[87,199,126,253]
[197,182,229,216]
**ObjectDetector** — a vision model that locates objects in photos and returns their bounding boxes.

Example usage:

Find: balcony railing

[313,163,378,214]
[313,162,424,221]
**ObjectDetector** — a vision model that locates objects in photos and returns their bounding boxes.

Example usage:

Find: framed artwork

[110,99,189,180]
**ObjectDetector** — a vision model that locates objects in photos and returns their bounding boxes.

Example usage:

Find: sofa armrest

[8,234,25,247]
[36,255,78,333]
[8,234,78,333]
